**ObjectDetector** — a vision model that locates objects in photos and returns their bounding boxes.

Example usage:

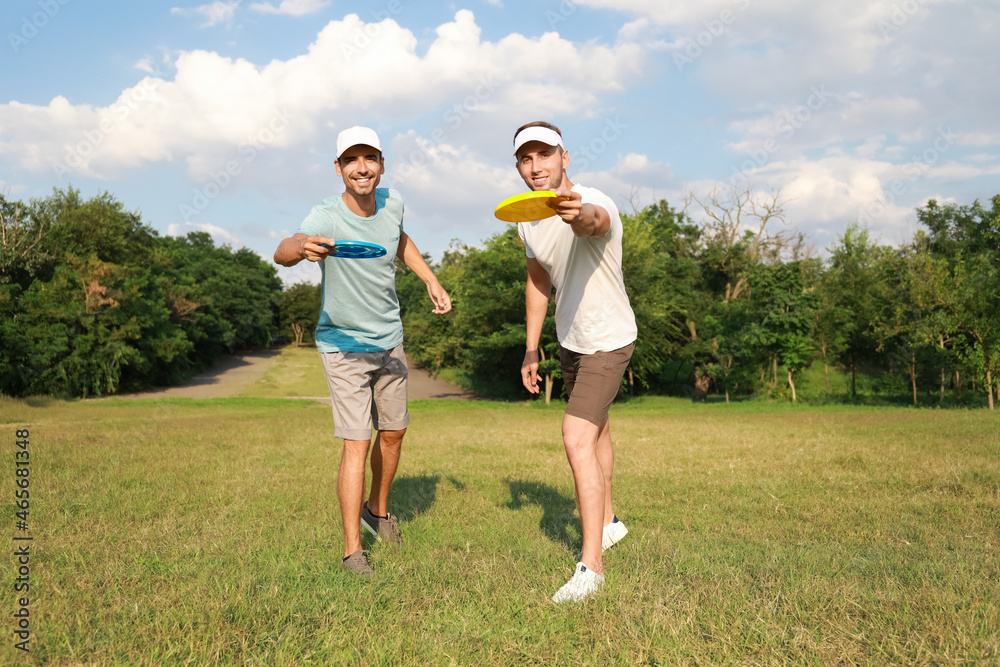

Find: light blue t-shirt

[297,188,403,353]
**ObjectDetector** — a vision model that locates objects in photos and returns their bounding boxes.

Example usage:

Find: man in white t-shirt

[513,121,638,603]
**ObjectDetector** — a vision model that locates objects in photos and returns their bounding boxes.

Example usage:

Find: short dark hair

[513,121,563,142]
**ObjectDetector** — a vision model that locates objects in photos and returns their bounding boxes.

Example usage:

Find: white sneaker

[552,562,605,603]
[602,515,628,551]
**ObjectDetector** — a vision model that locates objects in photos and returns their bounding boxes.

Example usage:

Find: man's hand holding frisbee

[300,235,335,262]
[549,184,610,238]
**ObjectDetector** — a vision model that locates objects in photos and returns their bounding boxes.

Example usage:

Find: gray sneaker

[361,503,402,545]
[341,549,373,576]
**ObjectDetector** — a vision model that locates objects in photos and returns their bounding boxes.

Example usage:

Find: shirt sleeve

[297,205,331,237]
[517,222,536,259]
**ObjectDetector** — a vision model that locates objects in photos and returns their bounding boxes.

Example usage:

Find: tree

[743,261,818,402]
[0,193,53,285]
[943,252,1000,410]
[620,200,693,393]
[0,189,283,397]
[686,185,795,304]
[396,229,535,399]
[677,186,798,399]
[278,282,322,346]
[915,195,1000,405]
[814,267,851,394]
[825,225,884,397]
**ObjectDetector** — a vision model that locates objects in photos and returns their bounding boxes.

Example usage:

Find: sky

[2,0,999,287]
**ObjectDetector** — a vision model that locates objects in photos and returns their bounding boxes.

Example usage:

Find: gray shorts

[560,342,635,427]
[320,344,410,441]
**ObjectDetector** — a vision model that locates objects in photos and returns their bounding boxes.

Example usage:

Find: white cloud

[855,134,886,158]
[685,153,957,248]
[574,153,679,214]
[134,57,157,74]
[275,261,322,287]
[249,0,329,17]
[924,160,1000,180]
[958,132,1000,147]
[0,180,27,196]
[578,0,1000,165]
[167,222,241,246]
[170,2,240,28]
[0,11,647,184]
[385,132,524,246]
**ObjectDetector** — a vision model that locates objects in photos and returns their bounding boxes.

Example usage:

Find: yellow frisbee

[494,191,568,223]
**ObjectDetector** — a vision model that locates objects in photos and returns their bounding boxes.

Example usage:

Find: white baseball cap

[336,126,382,159]
[513,126,563,156]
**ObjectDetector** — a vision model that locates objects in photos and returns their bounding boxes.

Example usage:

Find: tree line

[388,187,1000,409]
[1,188,282,397]
[3,186,997,408]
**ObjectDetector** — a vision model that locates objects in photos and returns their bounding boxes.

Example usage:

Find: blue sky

[2,0,998,287]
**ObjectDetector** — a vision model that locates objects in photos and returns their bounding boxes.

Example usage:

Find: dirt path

[119,349,481,401]
[403,355,483,400]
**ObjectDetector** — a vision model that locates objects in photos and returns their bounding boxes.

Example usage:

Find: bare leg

[562,414,605,574]
[367,428,405,516]
[595,418,616,526]
[339,438,371,558]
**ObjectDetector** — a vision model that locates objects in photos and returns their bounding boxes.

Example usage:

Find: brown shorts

[560,342,635,426]
[320,344,410,441]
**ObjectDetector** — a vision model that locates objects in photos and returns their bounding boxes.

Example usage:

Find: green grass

[239,345,330,398]
[2,355,999,665]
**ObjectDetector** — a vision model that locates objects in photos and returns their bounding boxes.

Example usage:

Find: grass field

[2,352,999,665]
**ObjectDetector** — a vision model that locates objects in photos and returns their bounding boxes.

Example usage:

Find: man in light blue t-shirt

[274,126,451,576]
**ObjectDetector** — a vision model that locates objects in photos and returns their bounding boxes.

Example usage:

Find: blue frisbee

[319,240,387,259]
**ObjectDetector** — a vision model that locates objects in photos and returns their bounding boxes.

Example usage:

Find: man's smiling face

[515,140,569,192]
[336,144,384,198]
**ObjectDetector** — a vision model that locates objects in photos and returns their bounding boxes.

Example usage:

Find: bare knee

[377,428,406,450]
[562,419,599,462]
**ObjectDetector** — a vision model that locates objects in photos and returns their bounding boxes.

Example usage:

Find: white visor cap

[336,126,382,159]
[513,126,563,156]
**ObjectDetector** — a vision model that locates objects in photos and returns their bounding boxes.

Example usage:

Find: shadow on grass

[504,479,580,552]
[390,474,441,522]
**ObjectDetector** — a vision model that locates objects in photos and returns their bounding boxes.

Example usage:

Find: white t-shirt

[517,184,637,354]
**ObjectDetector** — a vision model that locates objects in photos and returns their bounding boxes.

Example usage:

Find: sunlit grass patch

[2,393,998,664]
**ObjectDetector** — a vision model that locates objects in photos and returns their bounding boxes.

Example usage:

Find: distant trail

[403,355,483,401]
[116,350,482,401]
[118,350,281,399]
